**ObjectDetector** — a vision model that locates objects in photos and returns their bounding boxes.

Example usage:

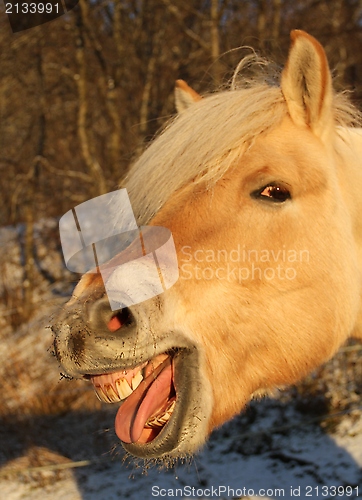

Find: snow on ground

[1,396,362,500]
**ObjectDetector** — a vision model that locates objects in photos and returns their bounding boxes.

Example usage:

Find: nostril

[90,297,136,333]
[107,308,134,332]
[108,315,122,332]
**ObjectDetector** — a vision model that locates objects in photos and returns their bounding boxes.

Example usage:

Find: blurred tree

[1,0,362,229]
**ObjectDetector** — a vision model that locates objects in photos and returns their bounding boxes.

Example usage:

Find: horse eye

[252,184,291,203]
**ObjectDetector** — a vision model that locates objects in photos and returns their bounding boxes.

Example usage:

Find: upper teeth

[131,370,143,390]
[93,371,143,403]
[90,354,170,405]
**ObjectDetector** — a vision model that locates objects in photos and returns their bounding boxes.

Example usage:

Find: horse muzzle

[52,291,212,459]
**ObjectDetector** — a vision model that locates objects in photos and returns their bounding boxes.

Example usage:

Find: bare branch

[160,0,209,51]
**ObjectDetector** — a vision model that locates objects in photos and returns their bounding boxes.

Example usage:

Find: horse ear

[175,80,202,113]
[281,30,333,139]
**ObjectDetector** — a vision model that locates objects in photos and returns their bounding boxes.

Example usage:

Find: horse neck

[335,127,362,251]
[336,127,362,214]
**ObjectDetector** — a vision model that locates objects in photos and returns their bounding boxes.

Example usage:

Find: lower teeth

[145,400,176,428]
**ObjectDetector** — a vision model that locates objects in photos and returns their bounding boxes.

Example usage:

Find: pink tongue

[115,358,173,443]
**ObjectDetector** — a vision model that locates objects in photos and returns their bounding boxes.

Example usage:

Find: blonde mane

[124,58,359,226]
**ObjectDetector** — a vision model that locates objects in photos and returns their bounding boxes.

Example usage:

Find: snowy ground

[1,402,362,500]
[1,363,362,500]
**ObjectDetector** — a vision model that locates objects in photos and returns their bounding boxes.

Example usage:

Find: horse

[53,30,362,461]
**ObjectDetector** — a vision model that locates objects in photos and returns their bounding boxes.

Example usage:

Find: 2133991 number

[5,3,60,14]
[305,485,359,496]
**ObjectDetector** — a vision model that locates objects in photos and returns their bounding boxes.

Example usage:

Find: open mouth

[90,352,177,445]
[69,312,211,459]
[53,299,211,458]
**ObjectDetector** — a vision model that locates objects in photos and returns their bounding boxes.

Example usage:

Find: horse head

[53,31,362,461]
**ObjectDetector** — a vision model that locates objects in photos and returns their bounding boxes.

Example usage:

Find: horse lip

[81,348,181,379]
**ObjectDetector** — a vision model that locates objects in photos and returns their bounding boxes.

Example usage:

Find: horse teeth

[168,400,176,413]
[104,383,120,403]
[146,400,176,428]
[131,370,143,390]
[146,412,170,428]
[92,369,145,404]
[93,385,111,403]
[115,378,133,400]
